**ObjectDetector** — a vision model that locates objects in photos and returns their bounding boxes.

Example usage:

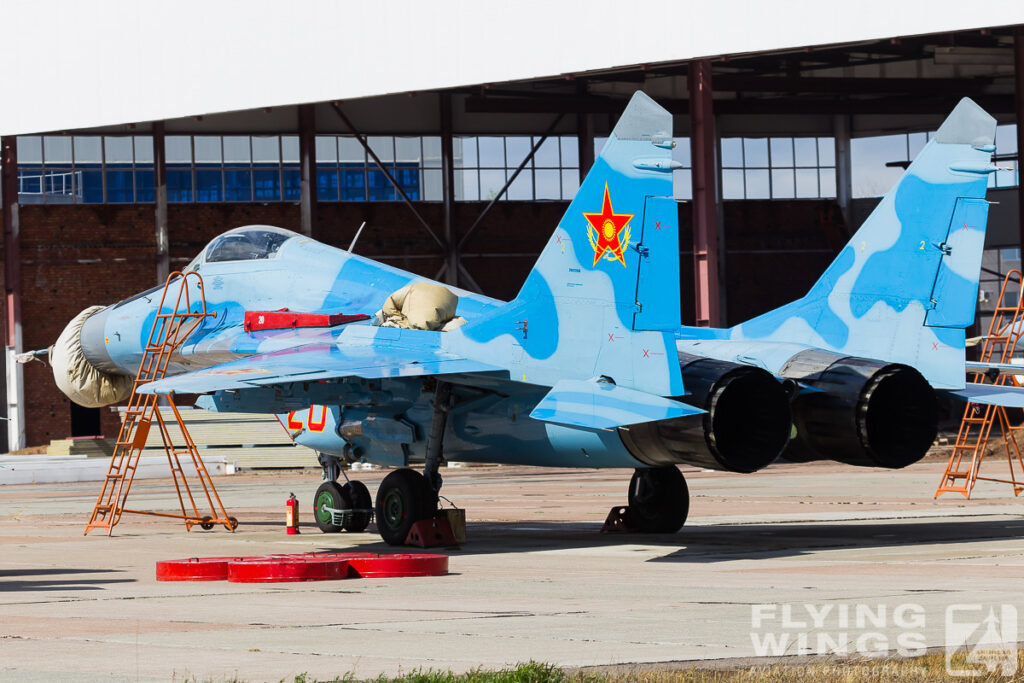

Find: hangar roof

[2,0,1024,136]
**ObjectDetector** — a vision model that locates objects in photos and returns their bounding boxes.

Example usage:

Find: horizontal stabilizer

[138,343,500,395]
[529,378,702,430]
[943,384,1024,408]
[965,361,1024,377]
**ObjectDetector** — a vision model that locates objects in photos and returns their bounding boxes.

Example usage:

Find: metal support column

[1015,29,1024,253]
[577,83,594,181]
[440,93,458,286]
[833,114,853,230]
[299,104,317,237]
[688,60,722,327]
[153,122,169,284]
[1,136,24,451]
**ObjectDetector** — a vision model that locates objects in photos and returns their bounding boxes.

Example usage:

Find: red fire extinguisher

[286,492,300,535]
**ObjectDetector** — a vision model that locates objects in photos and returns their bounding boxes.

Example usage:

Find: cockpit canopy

[204,226,298,263]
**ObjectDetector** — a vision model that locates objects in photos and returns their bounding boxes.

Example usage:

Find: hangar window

[720,137,836,200]
[454,136,580,201]
[851,124,1017,199]
[315,135,438,201]
[16,135,155,204]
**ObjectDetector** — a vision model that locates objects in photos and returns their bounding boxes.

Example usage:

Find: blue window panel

[339,168,365,201]
[367,168,395,201]
[79,170,103,203]
[17,166,43,203]
[317,168,339,201]
[196,169,222,202]
[282,167,300,201]
[44,167,76,203]
[135,170,154,203]
[168,168,193,202]
[394,165,420,200]
[224,169,252,202]
[105,169,134,203]
[254,168,280,201]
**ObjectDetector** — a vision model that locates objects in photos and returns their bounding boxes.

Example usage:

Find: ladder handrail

[85,270,233,535]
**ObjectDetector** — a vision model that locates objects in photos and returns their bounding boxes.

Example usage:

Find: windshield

[205,226,295,263]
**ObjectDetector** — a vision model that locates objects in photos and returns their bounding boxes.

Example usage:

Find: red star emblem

[583,182,633,268]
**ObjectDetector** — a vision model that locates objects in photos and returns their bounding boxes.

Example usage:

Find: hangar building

[3,2,1024,450]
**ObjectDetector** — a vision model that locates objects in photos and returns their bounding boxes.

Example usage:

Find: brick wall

[4,197,844,447]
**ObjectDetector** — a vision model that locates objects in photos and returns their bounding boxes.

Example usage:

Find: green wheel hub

[381,489,405,530]
[315,489,336,524]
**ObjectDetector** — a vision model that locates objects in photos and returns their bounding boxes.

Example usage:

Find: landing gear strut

[627,466,689,533]
[374,380,450,545]
[312,453,373,534]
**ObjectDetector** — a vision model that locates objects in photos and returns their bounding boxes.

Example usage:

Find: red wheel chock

[601,506,640,533]
[405,517,459,548]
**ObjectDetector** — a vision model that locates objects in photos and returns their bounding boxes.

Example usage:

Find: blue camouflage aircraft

[49,92,1024,544]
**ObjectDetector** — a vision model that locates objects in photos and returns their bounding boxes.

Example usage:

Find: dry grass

[269,651,1024,682]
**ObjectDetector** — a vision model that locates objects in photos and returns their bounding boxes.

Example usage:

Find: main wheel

[375,469,436,545]
[342,480,372,533]
[628,467,689,533]
[313,481,351,533]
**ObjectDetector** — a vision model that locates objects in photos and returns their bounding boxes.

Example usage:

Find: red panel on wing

[243,308,371,332]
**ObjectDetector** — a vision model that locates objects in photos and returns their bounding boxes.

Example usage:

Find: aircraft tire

[628,466,689,533]
[375,469,435,545]
[313,481,350,533]
[342,480,373,533]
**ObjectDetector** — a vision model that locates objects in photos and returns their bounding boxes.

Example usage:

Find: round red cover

[156,556,245,581]
[226,557,350,583]
[346,553,448,578]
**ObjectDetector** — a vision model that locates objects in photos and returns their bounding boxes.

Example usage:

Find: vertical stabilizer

[733,98,996,388]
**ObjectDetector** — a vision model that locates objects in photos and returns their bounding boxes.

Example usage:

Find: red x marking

[642,349,650,358]
[655,221,662,231]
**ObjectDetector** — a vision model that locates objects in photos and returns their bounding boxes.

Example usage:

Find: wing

[138,342,501,395]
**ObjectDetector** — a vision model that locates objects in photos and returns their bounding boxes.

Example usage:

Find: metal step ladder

[936,269,1024,499]
[84,271,236,535]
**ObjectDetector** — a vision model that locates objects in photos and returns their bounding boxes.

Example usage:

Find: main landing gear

[314,381,452,545]
[374,380,450,545]
[625,466,689,533]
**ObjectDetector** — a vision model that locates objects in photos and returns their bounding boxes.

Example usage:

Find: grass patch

[200,652,1024,682]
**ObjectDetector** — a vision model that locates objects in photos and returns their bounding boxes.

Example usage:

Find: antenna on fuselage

[347,222,367,253]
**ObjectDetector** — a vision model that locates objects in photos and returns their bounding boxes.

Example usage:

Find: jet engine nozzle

[782,352,937,468]
[618,353,792,473]
[50,306,133,408]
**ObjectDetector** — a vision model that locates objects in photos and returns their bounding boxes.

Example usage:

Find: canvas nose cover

[50,306,134,407]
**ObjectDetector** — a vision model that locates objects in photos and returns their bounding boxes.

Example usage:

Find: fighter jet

[47,92,1024,544]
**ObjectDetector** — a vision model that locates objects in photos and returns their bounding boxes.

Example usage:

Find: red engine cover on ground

[243,309,370,332]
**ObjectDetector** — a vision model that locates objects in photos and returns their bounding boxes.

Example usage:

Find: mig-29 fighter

[47,92,1024,544]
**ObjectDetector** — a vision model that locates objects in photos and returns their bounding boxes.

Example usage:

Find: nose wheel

[627,466,689,533]
[312,474,374,534]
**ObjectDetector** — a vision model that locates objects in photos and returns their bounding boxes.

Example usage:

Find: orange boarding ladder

[936,269,1024,499]
[84,271,237,535]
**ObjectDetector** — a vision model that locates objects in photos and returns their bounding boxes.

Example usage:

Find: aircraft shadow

[308,517,1024,564]
[0,567,131,592]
